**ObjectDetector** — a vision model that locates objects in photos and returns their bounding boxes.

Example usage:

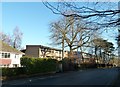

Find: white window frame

[1,52,10,58]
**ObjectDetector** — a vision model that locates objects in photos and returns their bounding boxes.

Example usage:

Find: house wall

[25,45,96,64]
[65,51,68,58]
[10,53,22,67]
[45,50,61,58]
[39,49,63,60]
[40,49,68,60]
[25,46,39,58]
[0,51,22,68]
[39,48,43,58]
[25,45,69,61]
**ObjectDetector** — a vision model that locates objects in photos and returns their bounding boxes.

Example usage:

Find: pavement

[1,70,76,85]
[112,67,120,87]
[1,68,119,87]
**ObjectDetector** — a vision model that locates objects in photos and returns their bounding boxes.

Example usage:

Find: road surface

[2,68,119,86]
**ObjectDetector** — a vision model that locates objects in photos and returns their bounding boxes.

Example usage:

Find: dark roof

[20,49,26,53]
[0,41,24,54]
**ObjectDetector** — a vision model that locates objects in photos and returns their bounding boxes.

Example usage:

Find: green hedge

[1,67,26,76]
[1,57,58,77]
[20,57,58,74]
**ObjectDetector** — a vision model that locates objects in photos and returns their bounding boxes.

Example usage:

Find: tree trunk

[80,46,84,63]
[69,46,73,70]
[62,38,64,60]
[118,29,120,66]
[13,38,16,48]
[99,47,102,64]
[95,46,98,63]
[69,46,73,59]
[61,38,64,72]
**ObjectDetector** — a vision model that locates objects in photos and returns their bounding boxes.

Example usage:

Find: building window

[7,64,9,67]
[2,53,4,58]
[5,53,7,58]
[59,51,62,54]
[8,53,10,58]
[51,50,54,53]
[15,54,19,58]
[2,53,10,58]
[13,64,18,67]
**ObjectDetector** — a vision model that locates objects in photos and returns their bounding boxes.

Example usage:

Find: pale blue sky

[1,2,118,50]
[2,2,62,48]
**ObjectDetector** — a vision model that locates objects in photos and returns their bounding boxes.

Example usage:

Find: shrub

[62,58,78,71]
[20,57,58,74]
[2,67,26,76]
[1,57,59,77]
[80,63,97,69]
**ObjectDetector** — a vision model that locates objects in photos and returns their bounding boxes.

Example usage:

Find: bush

[62,58,78,71]
[1,57,59,77]
[20,57,58,74]
[80,63,97,69]
[2,67,26,76]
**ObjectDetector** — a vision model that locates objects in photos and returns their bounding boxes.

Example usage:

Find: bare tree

[0,32,12,46]
[43,2,119,27]
[50,16,96,63]
[44,1,119,63]
[13,26,23,49]
[0,26,23,49]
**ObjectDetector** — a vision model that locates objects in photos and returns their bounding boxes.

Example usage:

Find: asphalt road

[2,68,119,86]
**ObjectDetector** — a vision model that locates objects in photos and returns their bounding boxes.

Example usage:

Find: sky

[1,2,119,51]
[2,2,62,49]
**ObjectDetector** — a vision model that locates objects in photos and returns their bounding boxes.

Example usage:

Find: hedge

[1,67,26,76]
[20,57,58,74]
[80,63,97,69]
[1,57,59,77]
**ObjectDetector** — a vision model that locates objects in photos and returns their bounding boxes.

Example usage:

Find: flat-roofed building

[23,45,68,61]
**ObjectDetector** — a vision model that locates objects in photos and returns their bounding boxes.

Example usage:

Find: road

[2,68,119,86]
